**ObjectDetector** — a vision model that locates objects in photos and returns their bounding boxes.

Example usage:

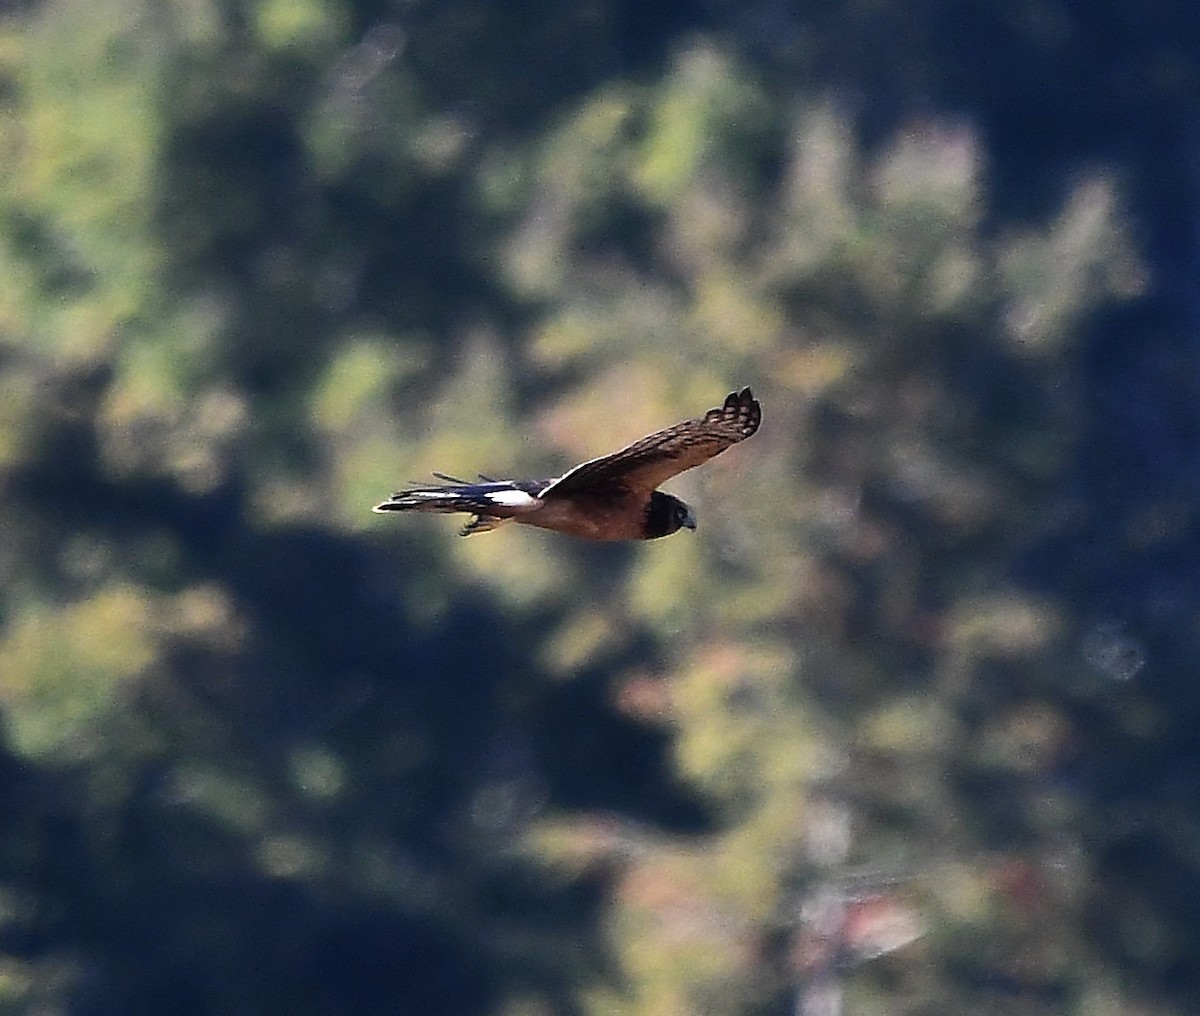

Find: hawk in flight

[373,388,761,540]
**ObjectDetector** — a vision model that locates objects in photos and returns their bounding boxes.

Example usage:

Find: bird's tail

[374,490,453,513]
[372,480,543,519]
[373,486,489,515]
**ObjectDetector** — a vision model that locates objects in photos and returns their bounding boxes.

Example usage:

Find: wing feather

[541,388,761,498]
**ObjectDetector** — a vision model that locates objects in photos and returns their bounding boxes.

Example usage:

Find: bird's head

[646,492,696,538]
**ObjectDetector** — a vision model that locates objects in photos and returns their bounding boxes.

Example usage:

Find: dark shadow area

[0,393,710,1013]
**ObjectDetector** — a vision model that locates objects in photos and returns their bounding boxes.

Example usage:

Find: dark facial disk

[644,491,697,538]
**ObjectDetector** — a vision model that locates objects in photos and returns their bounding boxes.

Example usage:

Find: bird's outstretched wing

[542,388,761,498]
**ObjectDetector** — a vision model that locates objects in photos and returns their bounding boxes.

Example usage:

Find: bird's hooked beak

[680,505,697,531]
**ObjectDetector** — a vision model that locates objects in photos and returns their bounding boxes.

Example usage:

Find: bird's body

[373,388,761,541]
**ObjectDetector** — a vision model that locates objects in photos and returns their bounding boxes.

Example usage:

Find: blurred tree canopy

[2,1,1200,1014]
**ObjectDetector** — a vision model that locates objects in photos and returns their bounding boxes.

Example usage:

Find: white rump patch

[484,489,538,508]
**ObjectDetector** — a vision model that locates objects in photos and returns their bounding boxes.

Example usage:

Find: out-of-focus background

[1,1,1198,1013]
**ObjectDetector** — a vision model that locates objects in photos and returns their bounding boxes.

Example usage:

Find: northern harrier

[372,388,761,540]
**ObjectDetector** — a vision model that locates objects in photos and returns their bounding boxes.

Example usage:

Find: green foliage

[1,0,166,360]
[0,586,157,761]
[0,1,1195,1014]
[254,0,348,55]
